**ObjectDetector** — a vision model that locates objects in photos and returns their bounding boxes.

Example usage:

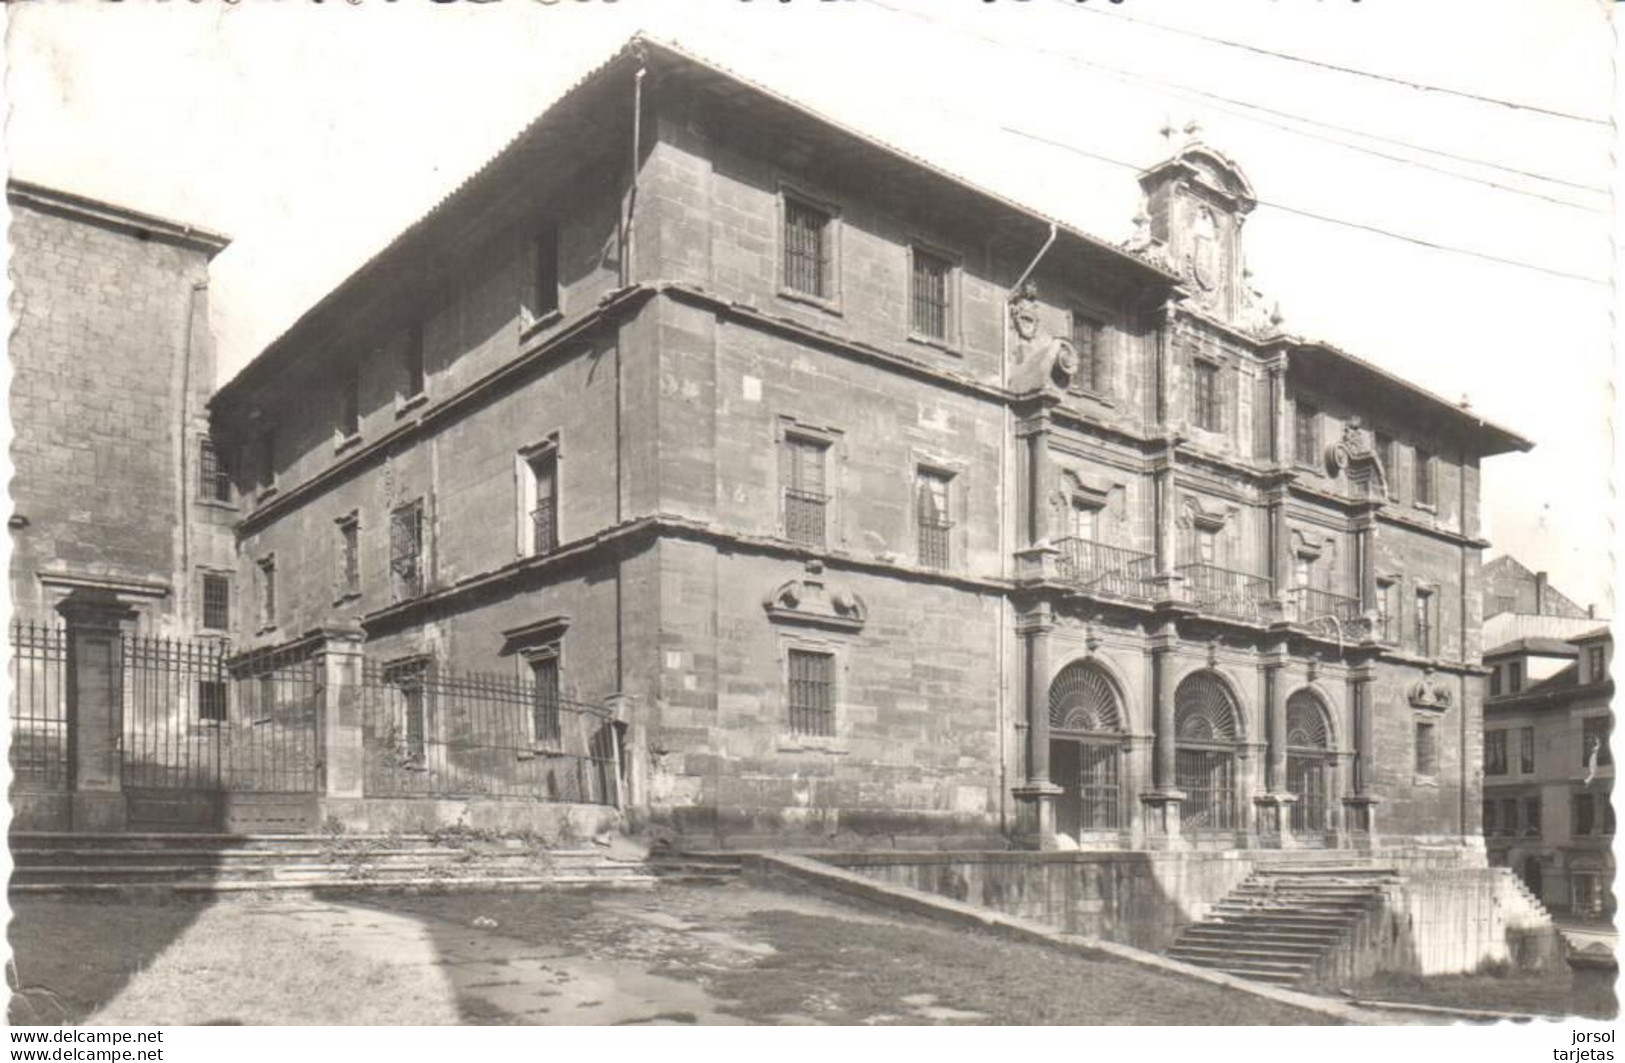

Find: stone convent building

[208,37,1531,854]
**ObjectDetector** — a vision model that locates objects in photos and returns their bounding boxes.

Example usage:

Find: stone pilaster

[1141,623,1185,847]
[315,627,367,813]
[56,588,139,832]
[1013,604,1062,849]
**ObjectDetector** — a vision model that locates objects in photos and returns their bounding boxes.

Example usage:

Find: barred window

[1484,729,1507,775]
[530,652,562,746]
[1071,315,1103,393]
[1414,447,1436,507]
[198,437,232,503]
[197,680,228,724]
[384,658,430,767]
[1294,402,1320,466]
[783,198,832,300]
[787,648,834,737]
[909,248,952,341]
[201,573,230,632]
[1415,720,1437,777]
[1191,360,1220,431]
[390,499,426,601]
[783,435,829,547]
[916,467,952,569]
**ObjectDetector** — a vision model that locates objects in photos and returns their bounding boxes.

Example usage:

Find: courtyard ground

[8,881,1335,1026]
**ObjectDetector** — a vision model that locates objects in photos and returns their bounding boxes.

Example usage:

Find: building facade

[208,39,1530,851]
[1484,626,1614,917]
[8,180,234,636]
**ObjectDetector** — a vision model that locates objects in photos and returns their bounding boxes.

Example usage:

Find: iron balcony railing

[1175,563,1273,622]
[1290,586,1364,628]
[1055,538,1157,601]
[530,498,558,556]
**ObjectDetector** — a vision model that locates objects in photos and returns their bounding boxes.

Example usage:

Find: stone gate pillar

[57,588,138,832]
[315,627,366,821]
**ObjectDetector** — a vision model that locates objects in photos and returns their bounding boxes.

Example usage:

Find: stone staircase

[1167,865,1401,985]
[8,832,661,894]
[645,851,745,886]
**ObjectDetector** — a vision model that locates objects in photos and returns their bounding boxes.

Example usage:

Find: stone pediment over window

[499,615,570,657]
[1178,496,1235,533]
[1289,528,1329,562]
[1325,418,1389,501]
[1407,668,1453,711]
[765,561,866,632]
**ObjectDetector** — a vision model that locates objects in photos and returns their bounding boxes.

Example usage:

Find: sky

[3,0,1617,613]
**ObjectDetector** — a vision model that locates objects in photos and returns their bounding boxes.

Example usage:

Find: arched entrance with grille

[1174,670,1242,833]
[1285,689,1334,839]
[1048,659,1127,843]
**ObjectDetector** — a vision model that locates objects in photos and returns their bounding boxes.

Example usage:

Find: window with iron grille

[1520,726,1536,774]
[783,435,829,547]
[1414,588,1434,656]
[338,366,360,439]
[1485,729,1508,775]
[403,322,426,399]
[1176,748,1235,830]
[783,198,832,300]
[197,680,228,723]
[1078,742,1121,830]
[1191,360,1220,431]
[390,499,426,601]
[915,467,952,569]
[201,573,230,632]
[529,451,559,556]
[1582,715,1613,767]
[531,222,560,322]
[337,515,360,598]
[787,648,834,737]
[384,659,430,768]
[909,248,952,341]
[1415,719,1437,777]
[198,437,231,503]
[1071,315,1103,393]
[530,652,562,746]
[1414,447,1436,507]
[257,556,277,629]
[1294,402,1320,466]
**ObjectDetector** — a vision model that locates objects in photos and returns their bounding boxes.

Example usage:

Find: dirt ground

[8,881,1335,1026]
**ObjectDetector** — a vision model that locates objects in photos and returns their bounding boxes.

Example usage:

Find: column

[1013,403,1062,581]
[315,627,367,823]
[1140,623,1184,846]
[56,588,139,832]
[1253,653,1294,847]
[1012,605,1062,849]
[1342,666,1379,848]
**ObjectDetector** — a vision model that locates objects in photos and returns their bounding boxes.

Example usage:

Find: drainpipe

[621,51,648,288]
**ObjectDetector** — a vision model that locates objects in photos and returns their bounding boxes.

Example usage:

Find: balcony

[1175,563,1273,622]
[1289,586,1370,638]
[1054,538,1157,601]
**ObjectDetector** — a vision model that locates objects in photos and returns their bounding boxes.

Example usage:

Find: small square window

[787,648,835,737]
[909,248,953,341]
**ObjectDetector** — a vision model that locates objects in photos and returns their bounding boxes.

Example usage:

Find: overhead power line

[1067,2,1611,128]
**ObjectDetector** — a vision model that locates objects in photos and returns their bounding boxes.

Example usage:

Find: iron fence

[10,620,68,790]
[360,663,618,805]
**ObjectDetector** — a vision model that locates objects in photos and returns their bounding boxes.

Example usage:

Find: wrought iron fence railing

[1055,538,1157,601]
[1175,563,1273,622]
[9,620,68,790]
[360,663,618,806]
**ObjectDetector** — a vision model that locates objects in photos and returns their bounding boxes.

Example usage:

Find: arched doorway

[1048,660,1126,843]
[1174,671,1241,833]
[1286,690,1333,840]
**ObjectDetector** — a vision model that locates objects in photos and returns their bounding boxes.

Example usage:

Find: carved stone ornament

[1007,281,1078,394]
[1325,417,1390,501]
[765,565,867,632]
[1407,668,1453,711]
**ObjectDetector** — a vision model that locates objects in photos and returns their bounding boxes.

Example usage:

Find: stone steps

[1167,865,1396,986]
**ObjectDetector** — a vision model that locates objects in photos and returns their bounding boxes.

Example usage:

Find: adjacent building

[8,180,234,636]
[206,37,1532,852]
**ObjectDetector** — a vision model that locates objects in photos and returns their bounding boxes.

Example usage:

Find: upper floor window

[1489,666,1503,697]
[1484,729,1507,775]
[1191,360,1221,432]
[1376,577,1398,643]
[1374,431,1397,497]
[1414,587,1435,656]
[1414,447,1437,508]
[1294,402,1320,467]
[253,427,276,493]
[403,322,426,401]
[1573,792,1614,836]
[336,512,361,600]
[1587,645,1607,684]
[915,467,953,569]
[201,572,230,632]
[787,647,835,738]
[198,437,232,504]
[526,222,560,325]
[1520,726,1536,774]
[1415,719,1438,778]
[1070,314,1104,394]
[909,247,953,342]
[1507,660,1524,693]
[338,365,360,441]
[390,499,427,601]
[525,447,559,557]
[783,434,830,548]
[783,197,833,301]
[1069,498,1101,544]
[1583,715,1613,769]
